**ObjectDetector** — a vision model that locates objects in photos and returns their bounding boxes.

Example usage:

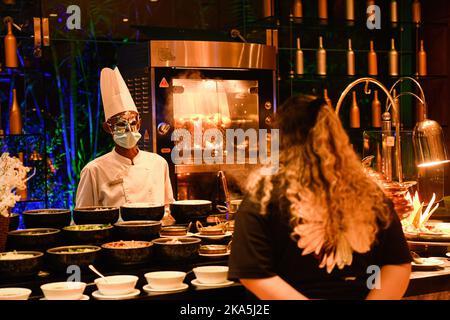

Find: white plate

[191,279,234,288]
[446,252,450,258]
[40,294,90,301]
[143,283,188,294]
[159,232,194,238]
[411,258,445,269]
[92,289,140,300]
[194,232,233,240]
[199,251,231,258]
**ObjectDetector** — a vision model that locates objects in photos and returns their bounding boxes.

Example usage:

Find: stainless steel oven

[118,40,276,205]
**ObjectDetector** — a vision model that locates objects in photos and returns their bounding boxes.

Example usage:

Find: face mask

[113,131,142,149]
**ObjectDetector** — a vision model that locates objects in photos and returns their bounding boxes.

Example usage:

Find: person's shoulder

[140,151,169,165]
[81,152,114,172]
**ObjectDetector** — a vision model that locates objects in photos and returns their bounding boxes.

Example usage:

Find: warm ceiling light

[49,13,58,17]
[122,18,129,22]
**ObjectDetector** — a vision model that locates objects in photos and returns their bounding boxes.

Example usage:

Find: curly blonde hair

[246,95,392,272]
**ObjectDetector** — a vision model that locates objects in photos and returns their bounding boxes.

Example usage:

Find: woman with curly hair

[228,95,412,300]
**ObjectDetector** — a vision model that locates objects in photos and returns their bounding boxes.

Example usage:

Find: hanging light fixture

[387,77,449,168]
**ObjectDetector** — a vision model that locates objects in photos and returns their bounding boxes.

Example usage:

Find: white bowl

[40,282,86,300]
[94,275,138,296]
[0,288,32,300]
[193,266,229,284]
[144,271,186,289]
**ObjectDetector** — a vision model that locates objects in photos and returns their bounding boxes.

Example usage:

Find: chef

[75,67,174,215]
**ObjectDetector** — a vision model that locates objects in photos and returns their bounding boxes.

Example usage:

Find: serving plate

[191,279,234,288]
[198,251,231,258]
[92,289,140,300]
[405,231,450,242]
[159,232,194,239]
[411,257,446,270]
[193,232,232,240]
[143,283,188,294]
[40,294,89,300]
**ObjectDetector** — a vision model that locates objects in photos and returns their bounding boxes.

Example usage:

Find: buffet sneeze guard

[118,40,277,205]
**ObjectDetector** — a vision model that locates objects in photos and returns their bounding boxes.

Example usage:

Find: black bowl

[22,208,71,229]
[0,251,44,278]
[120,203,165,221]
[62,224,114,245]
[101,241,153,266]
[114,220,162,241]
[8,213,20,231]
[46,245,101,272]
[73,206,119,225]
[7,228,61,252]
[152,237,201,262]
[170,200,212,224]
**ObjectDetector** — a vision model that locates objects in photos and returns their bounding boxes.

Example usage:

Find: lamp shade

[413,119,450,168]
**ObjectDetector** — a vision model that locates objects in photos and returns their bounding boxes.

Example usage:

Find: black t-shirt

[228,194,412,300]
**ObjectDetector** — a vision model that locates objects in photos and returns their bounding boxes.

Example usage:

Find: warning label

[159,78,169,88]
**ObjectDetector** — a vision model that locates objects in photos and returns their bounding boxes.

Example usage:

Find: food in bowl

[62,224,113,245]
[64,224,111,231]
[0,288,32,300]
[144,271,186,290]
[199,245,229,255]
[193,266,229,284]
[152,237,201,262]
[102,240,150,249]
[0,251,36,260]
[40,281,86,300]
[6,228,60,251]
[46,245,101,272]
[0,251,43,278]
[94,275,139,296]
[160,226,188,237]
[13,229,58,236]
[50,247,99,254]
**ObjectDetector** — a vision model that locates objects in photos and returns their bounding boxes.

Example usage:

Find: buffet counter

[1,256,449,300]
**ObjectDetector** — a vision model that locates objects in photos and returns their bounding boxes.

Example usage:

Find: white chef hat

[100,67,138,121]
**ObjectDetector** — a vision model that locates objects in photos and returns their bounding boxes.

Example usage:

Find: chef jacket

[75,149,174,208]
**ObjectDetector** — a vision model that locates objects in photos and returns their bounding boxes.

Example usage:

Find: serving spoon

[89,265,108,283]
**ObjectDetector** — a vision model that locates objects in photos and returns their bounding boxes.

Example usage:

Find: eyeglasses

[108,114,141,134]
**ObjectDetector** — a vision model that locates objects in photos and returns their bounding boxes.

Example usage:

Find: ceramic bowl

[101,241,153,266]
[114,220,161,241]
[170,200,212,224]
[7,228,61,252]
[0,251,44,279]
[152,237,201,262]
[46,245,101,272]
[94,275,139,296]
[192,266,229,284]
[40,281,86,300]
[22,209,71,229]
[120,203,165,221]
[144,271,186,289]
[62,224,113,245]
[73,206,119,225]
[0,287,32,300]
